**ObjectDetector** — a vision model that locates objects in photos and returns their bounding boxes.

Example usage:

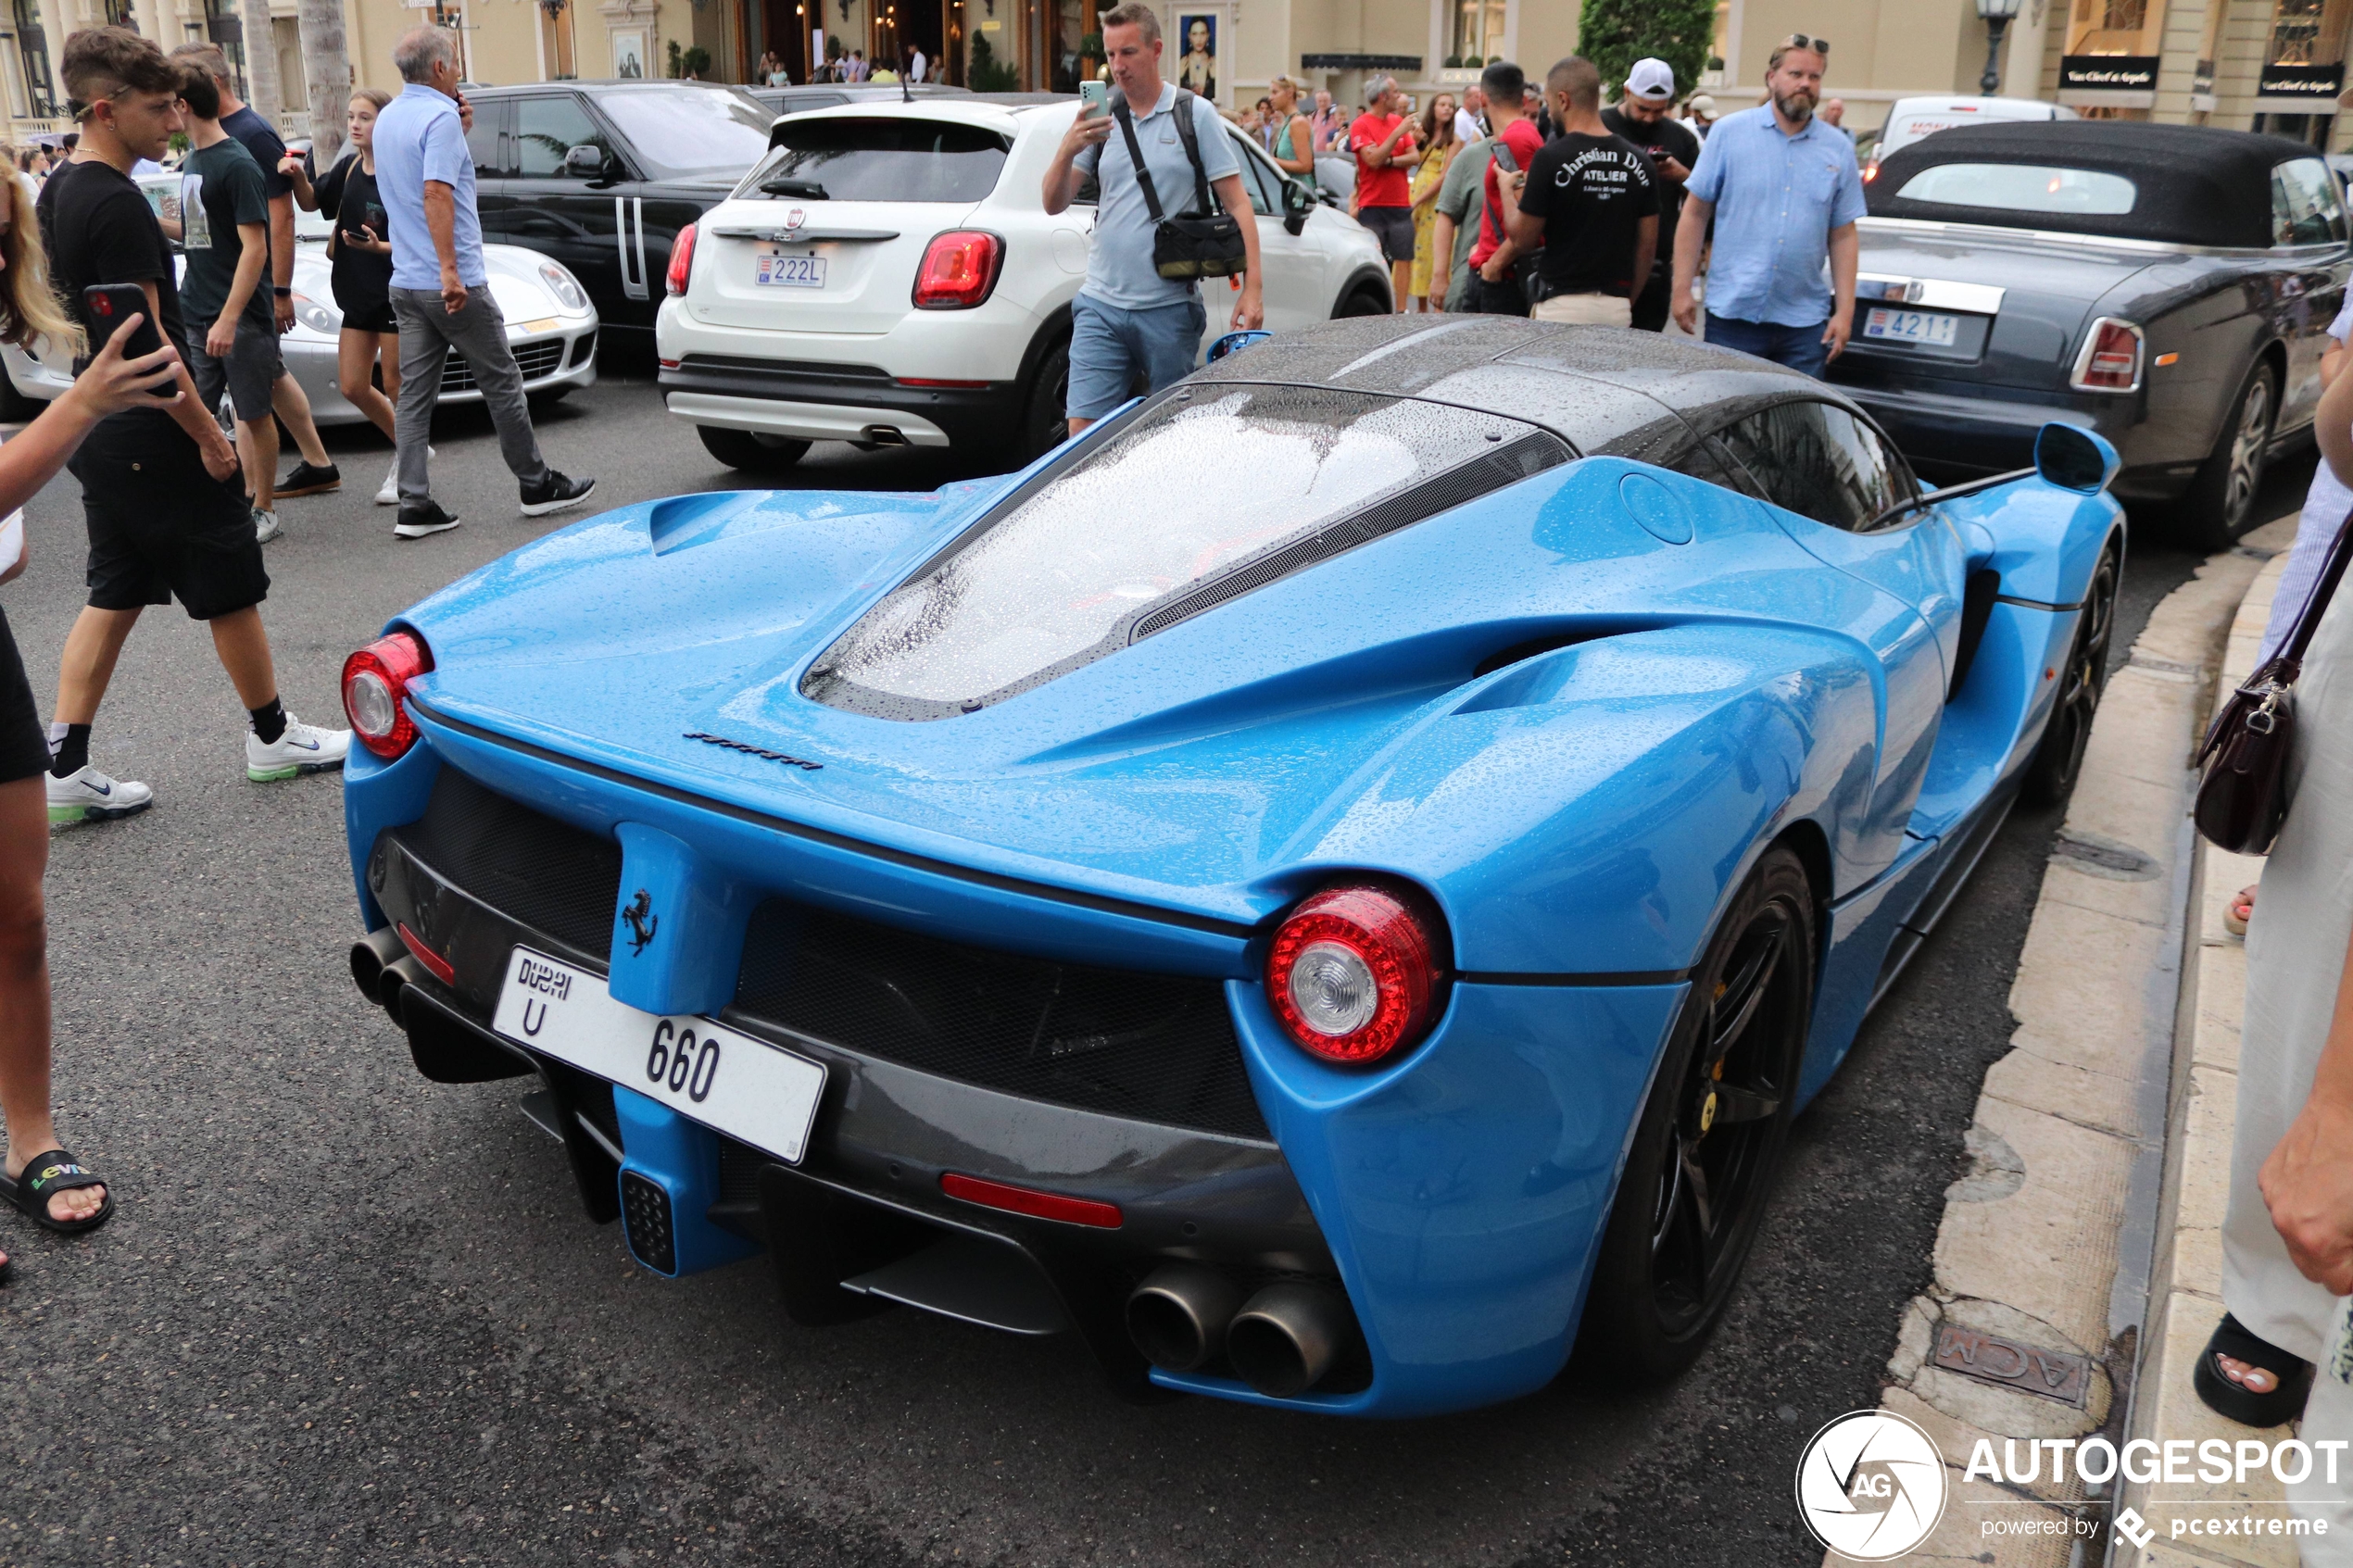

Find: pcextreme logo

[1794,1410,1949,1561]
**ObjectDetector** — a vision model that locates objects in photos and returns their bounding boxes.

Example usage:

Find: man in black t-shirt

[1496,56,1658,328]
[1599,57,1700,332]
[35,27,347,823]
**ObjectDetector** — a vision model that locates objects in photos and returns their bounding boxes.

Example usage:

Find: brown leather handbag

[2194,508,2353,854]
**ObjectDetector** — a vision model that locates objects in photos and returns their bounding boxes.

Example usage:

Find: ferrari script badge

[622,889,659,956]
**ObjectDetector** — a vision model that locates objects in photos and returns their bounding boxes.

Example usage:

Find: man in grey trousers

[372,28,593,538]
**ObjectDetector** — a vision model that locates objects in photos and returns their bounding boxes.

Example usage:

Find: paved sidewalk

[1828,517,2298,1566]
[2112,535,2306,1568]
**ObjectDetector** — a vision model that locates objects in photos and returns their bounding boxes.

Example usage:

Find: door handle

[617,196,648,300]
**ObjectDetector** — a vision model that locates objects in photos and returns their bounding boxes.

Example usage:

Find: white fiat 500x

[655,96,1392,470]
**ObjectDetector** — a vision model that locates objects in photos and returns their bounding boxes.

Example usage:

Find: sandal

[2225,885,2256,939]
[2194,1311,2311,1427]
[0,1148,114,1236]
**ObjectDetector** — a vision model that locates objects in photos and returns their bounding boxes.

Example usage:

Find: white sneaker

[246,714,351,782]
[45,764,154,823]
[377,447,435,506]
[254,508,283,544]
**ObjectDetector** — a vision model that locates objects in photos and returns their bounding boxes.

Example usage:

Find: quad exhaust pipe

[350,926,405,1004]
[1125,1266,1353,1398]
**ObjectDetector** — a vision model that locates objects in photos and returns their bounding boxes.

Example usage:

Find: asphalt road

[0,363,2288,1567]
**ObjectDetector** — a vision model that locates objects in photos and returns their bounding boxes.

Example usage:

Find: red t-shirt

[1470,118,1547,269]
[1350,112,1417,209]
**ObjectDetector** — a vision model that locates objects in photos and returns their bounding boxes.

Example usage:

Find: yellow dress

[1409,143,1457,298]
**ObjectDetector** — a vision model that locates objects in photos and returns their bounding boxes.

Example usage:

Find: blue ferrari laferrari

[340,317,2123,1419]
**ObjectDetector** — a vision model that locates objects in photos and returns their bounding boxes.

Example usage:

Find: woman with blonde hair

[1408,94,1460,311]
[1267,74,1315,194]
[0,152,198,1271]
[281,89,404,502]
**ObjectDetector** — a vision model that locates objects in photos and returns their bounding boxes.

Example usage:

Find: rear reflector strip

[900,378,989,389]
[397,922,456,985]
[939,1171,1123,1228]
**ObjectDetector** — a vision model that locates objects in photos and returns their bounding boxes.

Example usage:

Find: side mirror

[2034,421,2119,493]
[1208,330,1274,363]
[564,144,609,180]
[1283,211,1308,236]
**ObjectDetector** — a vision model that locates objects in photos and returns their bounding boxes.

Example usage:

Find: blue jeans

[1067,293,1207,420]
[1705,313,1831,379]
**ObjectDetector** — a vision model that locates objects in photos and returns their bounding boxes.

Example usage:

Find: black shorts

[338,295,396,334]
[0,605,48,784]
[70,414,269,621]
[1358,205,1416,264]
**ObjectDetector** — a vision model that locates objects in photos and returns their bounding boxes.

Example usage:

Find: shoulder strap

[1169,89,1215,216]
[2272,504,2353,681]
[1109,95,1164,223]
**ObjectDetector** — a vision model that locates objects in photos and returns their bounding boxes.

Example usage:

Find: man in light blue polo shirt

[1669,34,1865,378]
[373,26,593,539]
[1041,1,1262,437]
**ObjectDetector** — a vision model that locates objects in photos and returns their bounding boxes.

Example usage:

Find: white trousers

[2227,585,2353,1559]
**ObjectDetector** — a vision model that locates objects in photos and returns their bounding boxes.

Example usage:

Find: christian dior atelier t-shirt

[1517,132,1659,297]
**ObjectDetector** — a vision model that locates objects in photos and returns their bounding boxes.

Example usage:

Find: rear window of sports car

[802,386,1569,720]
[740,119,1011,203]
[1891,162,2137,216]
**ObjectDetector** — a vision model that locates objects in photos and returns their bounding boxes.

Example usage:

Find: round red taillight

[1265,885,1442,1064]
[342,631,434,759]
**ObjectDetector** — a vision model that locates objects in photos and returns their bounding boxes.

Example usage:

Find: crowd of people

[0,21,600,1273]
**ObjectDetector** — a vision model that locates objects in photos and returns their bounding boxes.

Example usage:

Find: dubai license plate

[490,947,825,1164]
[755,253,827,288]
[1863,307,1960,346]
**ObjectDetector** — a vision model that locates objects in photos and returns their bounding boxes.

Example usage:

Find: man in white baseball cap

[1601,56,1701,331]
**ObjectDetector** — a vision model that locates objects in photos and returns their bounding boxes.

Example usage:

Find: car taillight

[342,631,434,759]
[1265,885,1443,1064]
[912,230,1003,309]
[2072,317,2144,392]
[665,221,697,295]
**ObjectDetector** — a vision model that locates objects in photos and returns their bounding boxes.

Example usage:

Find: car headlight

[538,261,588,313]
[291,291,341,335]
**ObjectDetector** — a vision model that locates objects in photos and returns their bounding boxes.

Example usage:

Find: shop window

[1449,0,1504,68]
[13,0,52,117]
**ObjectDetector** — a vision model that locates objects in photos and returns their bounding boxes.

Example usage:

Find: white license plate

[1863,307,1960,346]
[754,253,827,288]
[491,947,825,1164]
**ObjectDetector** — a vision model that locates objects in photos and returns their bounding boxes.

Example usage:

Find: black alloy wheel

[697,424,812,474]
[1024,338,1072,460]
[2023,539,2121,806]
[1575,847,1817,1385]
[2180,359,2277,549]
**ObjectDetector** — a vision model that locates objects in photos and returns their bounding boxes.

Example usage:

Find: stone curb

[1819,516,2296,1568]
[2111,535,2302,1568]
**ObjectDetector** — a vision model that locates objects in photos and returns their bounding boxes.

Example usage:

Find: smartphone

[1080,80,1108,118]
[82,283,163,362]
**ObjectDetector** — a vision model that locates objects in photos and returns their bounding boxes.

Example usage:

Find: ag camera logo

[1795,1409,1948,1561]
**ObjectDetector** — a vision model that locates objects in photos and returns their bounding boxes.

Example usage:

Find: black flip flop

[0,1148,114,1236]
[2194,1311,2312,1427]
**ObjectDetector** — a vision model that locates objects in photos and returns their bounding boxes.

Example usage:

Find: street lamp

[1977,0,2022,94]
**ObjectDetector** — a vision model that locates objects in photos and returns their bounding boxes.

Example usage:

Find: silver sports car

[0,175,600,422]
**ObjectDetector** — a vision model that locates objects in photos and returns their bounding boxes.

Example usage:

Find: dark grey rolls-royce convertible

[1831,121,2348,546]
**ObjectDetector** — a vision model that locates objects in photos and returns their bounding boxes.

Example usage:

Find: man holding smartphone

[34,26,347,819]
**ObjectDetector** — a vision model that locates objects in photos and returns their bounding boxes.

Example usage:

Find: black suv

[462,80,774,336]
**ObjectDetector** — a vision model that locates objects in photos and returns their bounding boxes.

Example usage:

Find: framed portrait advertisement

[1174,8,1223,105]
[610,29,648,79]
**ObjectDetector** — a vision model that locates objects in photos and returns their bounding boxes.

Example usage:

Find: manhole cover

[1933,1323,2091,1407]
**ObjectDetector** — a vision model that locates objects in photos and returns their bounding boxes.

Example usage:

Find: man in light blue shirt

[1041,2,1261,437]
[373,27,593,538]
[1669,35,1865,378]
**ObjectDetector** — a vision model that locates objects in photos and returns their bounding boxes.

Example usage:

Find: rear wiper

[760,177,827,198]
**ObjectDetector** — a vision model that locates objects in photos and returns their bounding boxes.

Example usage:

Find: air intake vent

[1130,431,1567,643]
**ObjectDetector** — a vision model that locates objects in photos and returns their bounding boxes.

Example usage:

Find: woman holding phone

[281,90,402,504]
[0,144,189,1274]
